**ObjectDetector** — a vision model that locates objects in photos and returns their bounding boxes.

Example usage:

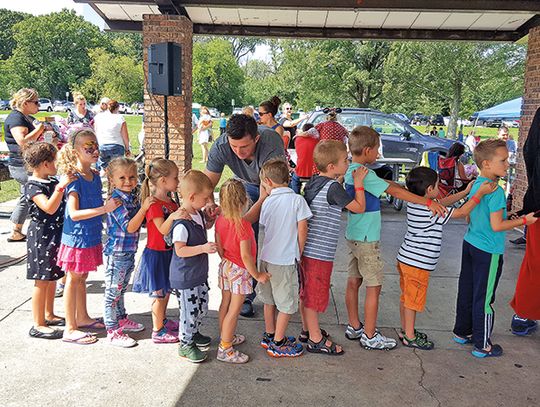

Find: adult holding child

[204,114,286,317]
[197,106,213,164]
[4,88,45,242]
[93,100,130,170]
[67,92,94,126]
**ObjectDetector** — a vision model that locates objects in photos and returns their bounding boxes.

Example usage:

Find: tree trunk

[448,80,462,139]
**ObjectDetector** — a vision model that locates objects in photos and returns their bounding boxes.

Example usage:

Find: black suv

[303,108,455,164]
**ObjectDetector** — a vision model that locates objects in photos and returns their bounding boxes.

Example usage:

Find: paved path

[0,201,538,407]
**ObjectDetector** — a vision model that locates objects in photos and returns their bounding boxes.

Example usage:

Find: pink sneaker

[164,318,179,333]
[107,329,137,348]
[119,317,145,333]
[152,327,179,344]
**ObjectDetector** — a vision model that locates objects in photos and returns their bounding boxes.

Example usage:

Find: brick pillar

[513,26,540,211]
[142,15,193,172]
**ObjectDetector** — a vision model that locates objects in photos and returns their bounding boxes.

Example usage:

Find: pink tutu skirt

[57,243,103,273]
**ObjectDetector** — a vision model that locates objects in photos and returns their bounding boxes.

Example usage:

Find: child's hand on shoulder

[464,181,474,194]
[58,173,77,188]
[104,197,122,213]
[428,200,447,217]
[353,166,369,185]
[171,208,191,220]
[141,196,156,212]
[202,242,217,254]
[476,180,498,196]
[255,271,271,284]
[203,203,220,221]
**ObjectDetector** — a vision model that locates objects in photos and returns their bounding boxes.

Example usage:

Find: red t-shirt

[215,215,256,269]
[146,199,178,251]
[295,136,319,178]
[315,121,348,142]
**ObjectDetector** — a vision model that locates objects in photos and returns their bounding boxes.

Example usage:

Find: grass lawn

[1,113,230,202]
[411,125,519,140]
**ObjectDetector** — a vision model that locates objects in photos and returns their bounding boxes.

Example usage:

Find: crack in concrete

[413,348,442,407]
[329,285,341,325]
[0,297,31,323]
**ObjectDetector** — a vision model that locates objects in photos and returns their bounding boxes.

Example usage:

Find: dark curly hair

[226,114,258,140]
[23,141,58,169]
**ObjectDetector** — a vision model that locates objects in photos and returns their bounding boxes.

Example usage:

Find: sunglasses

[29,100,40,105]
[285,108,292,111]
[260,111,270,115]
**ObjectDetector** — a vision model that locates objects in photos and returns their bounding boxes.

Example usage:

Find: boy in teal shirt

[344,126,447,350]
[453,139,537,358]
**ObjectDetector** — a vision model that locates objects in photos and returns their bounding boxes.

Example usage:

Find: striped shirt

[397,202,454,271]
[303,180,343,262]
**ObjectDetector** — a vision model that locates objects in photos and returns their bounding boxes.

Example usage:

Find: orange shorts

[397,262,430,312]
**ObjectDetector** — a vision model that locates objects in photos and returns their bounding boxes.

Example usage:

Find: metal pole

[164,95,169,159]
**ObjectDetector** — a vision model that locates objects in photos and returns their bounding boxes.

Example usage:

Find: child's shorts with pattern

[218,259,253,295]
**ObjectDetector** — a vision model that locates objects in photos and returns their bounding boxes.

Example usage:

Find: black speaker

[148,42,182,96]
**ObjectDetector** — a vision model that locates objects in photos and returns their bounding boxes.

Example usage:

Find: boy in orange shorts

[397,167,496,350]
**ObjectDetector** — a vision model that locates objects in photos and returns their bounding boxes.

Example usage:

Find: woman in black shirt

[4,88,44,242]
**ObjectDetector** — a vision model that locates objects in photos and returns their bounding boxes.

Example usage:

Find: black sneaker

[510,236,526,245]
[193,332,211,349]
[240,300,255,317]
[511,314,538,336]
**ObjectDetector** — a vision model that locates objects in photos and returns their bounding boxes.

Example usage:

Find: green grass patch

[411,125,519,140]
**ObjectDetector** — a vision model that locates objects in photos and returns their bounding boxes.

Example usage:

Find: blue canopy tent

[475,97,523,120]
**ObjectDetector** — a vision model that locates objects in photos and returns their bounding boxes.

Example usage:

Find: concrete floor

[0,202,538,407]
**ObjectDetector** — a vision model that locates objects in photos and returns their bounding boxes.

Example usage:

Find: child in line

[343,126,447,351]
[57,128,120,344]
[168,170,216,363]
[453,139,537,358]
[299,140,368,355]
[397,167,497,350]
[215,179,270,364]
[133,158,183,344]
[258,159,311,358]
[23,142,74,339]
[291,123,319,194]
[103,157,155,347]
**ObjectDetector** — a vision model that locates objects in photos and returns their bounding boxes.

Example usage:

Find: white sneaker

[360,331,397,350]
[107,329,137,348]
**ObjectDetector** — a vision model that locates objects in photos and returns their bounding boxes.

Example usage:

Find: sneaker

[240,300,255,318]
[345,324,364,340]
[178,343,207,363]
[164,318,179,333]
[472,344,503,358]
[260,332,297,349]
[55,283,65,298]
[267,338,304,358]
[217,346,249,364]
[119,317,145,333]
[511,314,538,336]
[360,331,397,350]
[510,236,526,245]
[107,329,137,348]
[152,327,179,344]
[193,331,212,349]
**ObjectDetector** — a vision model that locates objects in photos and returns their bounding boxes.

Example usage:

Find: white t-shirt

[94,111,126,146]
[260,187,312,265]
[172,212,205,243]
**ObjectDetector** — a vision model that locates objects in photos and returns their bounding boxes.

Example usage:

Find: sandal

[62,331,97,345]
[402,334,434,350]
[232,334,246,346]
[306,337,344,356]
[79,317,105,329]
[298,328,329,343]
[7,230,26,242]
[398,329,427,342]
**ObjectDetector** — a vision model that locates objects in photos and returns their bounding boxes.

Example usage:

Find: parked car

[410,112,429,125]
[503,119,520,128]
[0,100,10,110]
[118,102,127,114]
[208,108,220,118]
[481,118,503,128]
[391,113,409,123]
[302,108,456,164]
[232,107,242,115]
[137,102,144,115]
[38,98,53,112]
[429,114,445,126]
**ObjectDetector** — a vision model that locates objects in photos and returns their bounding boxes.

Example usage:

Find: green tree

[0,9,29,60]
[8,9,103,99]
[193,39,244,113]
[104,31,143,63]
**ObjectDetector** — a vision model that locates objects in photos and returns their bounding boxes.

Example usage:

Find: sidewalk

[0,201,538,407]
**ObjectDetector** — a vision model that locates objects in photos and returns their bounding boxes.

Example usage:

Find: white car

[38,98,53,112]
[503,119,520,128]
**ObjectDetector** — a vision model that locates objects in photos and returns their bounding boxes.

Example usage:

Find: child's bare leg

[274,312,292,342]
[75,273,95,325]
[264,304,276,334]
[299,300,308,331]
[305,307,342,352]
[219,290,231,332]
[403,307,416,339]
[32,280,50,330]
[346,277,362,327]
[221,293,245,344]
[364,285,382,337]
[399,301,406,333]
[44,281,60,320]
[64,271,81,333]
[151,295,168,331]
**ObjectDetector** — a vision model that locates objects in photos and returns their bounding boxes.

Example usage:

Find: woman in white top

[93,100,130,170]
[197,106,213,163]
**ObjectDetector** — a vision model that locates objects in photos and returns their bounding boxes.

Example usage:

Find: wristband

[523,217,527,226]
[55,186,65,193]
[355,187,365,192]
[426,199,433,207]
[471,195,480,204]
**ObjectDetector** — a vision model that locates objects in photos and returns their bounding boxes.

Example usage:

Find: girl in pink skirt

[57,128,120,344]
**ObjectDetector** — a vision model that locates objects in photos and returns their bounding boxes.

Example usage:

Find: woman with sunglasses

[259,96,284,138]
[279,103,304,148]
[4,88,45,242]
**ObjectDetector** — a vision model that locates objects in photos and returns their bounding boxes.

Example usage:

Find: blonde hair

[260,158,289,185]
[140,158,178,201]
[313,140,347,172]
[106,157,138,196]
[180,170,213,199]
[57,128,97,174]
[10,88,39,110]
[242,106,255,117]
[200,106,210,115]
[73,92,86,105]
[348,126,380,156]
[473,139,507,168]
[219,179,248,235]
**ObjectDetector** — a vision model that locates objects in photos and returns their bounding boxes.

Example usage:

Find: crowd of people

[4,88,539,365]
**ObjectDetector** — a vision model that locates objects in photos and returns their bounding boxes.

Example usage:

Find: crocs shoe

[107,329,137,348]
[178,343,207,363]
[472,344,503,358]
[345,324,364,340]
[260,332,297,349]
[511,315,538,336]
[152,327,179,344]
[217,346,249,364]
[267,338,303,358]
[119,317,145,333]
[360,332,397,350]
[193,331,211,350]
[453,334,473,345]
[164,318,179,333]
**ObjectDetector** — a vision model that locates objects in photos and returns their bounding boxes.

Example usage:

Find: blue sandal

[472,344,503,358]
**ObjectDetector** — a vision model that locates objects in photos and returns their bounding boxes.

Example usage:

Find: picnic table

[377,157,417,211]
